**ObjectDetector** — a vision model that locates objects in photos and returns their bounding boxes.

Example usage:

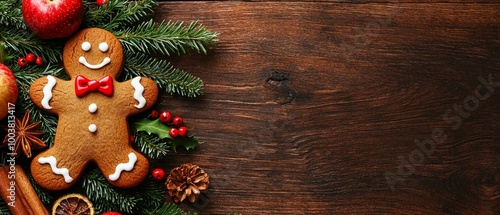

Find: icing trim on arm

[109,153,137,181]
[131,77,146,109]
[38,156,73,183]
[41,75,56,110]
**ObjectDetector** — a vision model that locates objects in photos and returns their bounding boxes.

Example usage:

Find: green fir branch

[0,0,25,30]
[0,152,5,166]
[147,203,197,215]
[122,52,204,97]
[130,177,165,212]
[11,64,64,87]
[117,20,218,56]
[0,196,9,215]
[81,168,142,214]
[0,43,5,64]
[0,27,62,64]
[81,168,166,214]
[134,131,169,160]
[83,0,158,31]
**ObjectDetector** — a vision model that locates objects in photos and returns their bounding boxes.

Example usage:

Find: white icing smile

[79,41,111,69]
[79,56,111,69]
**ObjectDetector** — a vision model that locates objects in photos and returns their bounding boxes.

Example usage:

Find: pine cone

[166,163,209,203]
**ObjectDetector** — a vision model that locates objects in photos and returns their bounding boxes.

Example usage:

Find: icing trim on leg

[38,156,73,183]
[109,153,137,181]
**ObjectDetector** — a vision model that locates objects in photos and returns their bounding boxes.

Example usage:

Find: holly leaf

[133,118,172,139]
[169,136,201,153]
[133,117,201,152]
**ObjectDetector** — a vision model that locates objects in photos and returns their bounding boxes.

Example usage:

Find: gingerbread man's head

[63,28,124,80]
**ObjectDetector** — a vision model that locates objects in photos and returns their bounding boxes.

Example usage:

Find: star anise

[166,163,210,203]
[2,111,45,158]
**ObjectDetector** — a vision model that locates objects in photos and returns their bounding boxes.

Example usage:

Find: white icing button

[88,103,97,113]
[88,124,97,133]
[82,42,91,51]
[99,42,109,52]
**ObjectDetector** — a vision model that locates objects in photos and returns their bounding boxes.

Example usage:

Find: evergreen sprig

[135,131,169,160]
[147,203,198,215]
[0,0,61,64]
[123,52,204,97]
[11,64,64,88]
[0,196,9,215]
[0,27,62,64]
[81,168,142,214]
[132,177,165,212]
[81,168,166,214]
[83,0,158,31]
[0,0,24,30]
[117,20,218,56]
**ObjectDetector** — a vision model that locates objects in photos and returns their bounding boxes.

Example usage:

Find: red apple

[22,0,84,39]
[0,64,18,119]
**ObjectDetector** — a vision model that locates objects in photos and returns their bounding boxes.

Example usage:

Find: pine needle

[83,0,158,31]
[122,52,204,97]
[147,203,198,215]
[0,0,25,30]
[134,131,169,160]
[0,198,10,215]
[117,20,218,56]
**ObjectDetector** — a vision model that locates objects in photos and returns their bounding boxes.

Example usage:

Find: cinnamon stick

[0,165,49,215]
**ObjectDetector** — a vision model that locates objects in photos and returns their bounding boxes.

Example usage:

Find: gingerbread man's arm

[29,75,69,114]
[116,76,159,114]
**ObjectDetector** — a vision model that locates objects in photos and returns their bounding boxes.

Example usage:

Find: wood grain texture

[152,1,500,214]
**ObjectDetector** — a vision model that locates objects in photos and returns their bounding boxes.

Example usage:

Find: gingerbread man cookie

[29,28,158,190]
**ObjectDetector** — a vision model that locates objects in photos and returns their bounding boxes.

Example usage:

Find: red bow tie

[75,75,113,97]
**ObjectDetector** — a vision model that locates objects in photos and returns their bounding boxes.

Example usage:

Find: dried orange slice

[52,193,94,215]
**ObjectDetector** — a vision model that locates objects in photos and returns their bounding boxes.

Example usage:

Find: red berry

[178,126,187,137]
[35,56,43,66]
[150,110,159,119]
[151,168,165,181]
[25,53,36,64]
[172,116,183,127]
[169,127,179,138]
[96,0,108,6]
[101,212,122,215]
[129,135,135,143]
[17,57,28,68]
[160,111,172,123]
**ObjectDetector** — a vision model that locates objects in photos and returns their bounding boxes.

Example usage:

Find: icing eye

[81,42,91,51]
[99,42,109,52]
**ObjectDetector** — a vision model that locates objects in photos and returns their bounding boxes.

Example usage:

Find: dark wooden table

[154,1,500,214]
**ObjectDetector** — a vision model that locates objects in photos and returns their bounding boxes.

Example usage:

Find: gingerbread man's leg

[95,149,149,188]
[31,148,89,191]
